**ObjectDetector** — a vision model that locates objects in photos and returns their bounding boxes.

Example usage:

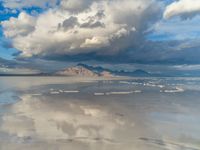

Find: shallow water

[0,77,200,150]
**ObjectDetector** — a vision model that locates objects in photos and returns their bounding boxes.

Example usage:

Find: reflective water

[0,77,200,150]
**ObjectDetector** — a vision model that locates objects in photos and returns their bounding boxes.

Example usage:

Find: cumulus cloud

[60,16,79,31]
[2,0,58,9]
[60,0,95,13]
[164,0,200,19]
[2,0,161,58]
[2,12,36,38]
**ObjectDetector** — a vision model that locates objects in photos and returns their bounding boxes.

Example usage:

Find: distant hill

[55,65,114,77]
[119,69,151,77]
[56,66,98,77]
[0,63,172,77]
[77,63,112,73]
[2,63,200,77]
[77,63,151,77]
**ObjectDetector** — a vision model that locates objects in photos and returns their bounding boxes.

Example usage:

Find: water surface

[0,77,200,150]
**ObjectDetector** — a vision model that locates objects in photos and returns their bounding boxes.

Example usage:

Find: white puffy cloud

[2,12,36,38]
[164,0,200,19]
[60,0,95,13]
[3,0,58,9]
[81,36,110,48]
[2,0,161,58]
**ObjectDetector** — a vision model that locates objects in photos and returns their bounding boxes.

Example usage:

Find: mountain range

[55,63,152,77]
[2,63,200,77]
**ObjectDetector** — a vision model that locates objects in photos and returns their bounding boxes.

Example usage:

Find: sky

[0,0,200,75]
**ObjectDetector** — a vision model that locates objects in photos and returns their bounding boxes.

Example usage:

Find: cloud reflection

[0,94,138,149]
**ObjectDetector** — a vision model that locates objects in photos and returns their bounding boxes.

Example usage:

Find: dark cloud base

[21,39,200,65]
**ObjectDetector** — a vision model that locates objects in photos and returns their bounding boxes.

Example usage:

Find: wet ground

[0,77,200,150]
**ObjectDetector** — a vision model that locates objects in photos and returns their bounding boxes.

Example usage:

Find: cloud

[0,57,41,74]
[0,67,40,74]
[2,12,36,38]
[60,0,95,13]
[2,0,58,9]
[59,16,79,31]
[0,94,129,145]
[0,57,16,67]
[164,0,200,19]
[2,0,200,66]
[150,16,200,40]
[2,0,162,58]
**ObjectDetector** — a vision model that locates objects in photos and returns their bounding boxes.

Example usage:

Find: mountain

[99,71,114,77]
[0,63,154,77]
[77,63,151,77]
[119,69,151,77]
[77,63,112,73]
[56,66,99,77]
[55,65,114,77]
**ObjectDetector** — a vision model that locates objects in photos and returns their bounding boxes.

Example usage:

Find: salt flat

[0,77,200,150]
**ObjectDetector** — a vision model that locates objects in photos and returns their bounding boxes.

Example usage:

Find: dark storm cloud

[38,39,200,65]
